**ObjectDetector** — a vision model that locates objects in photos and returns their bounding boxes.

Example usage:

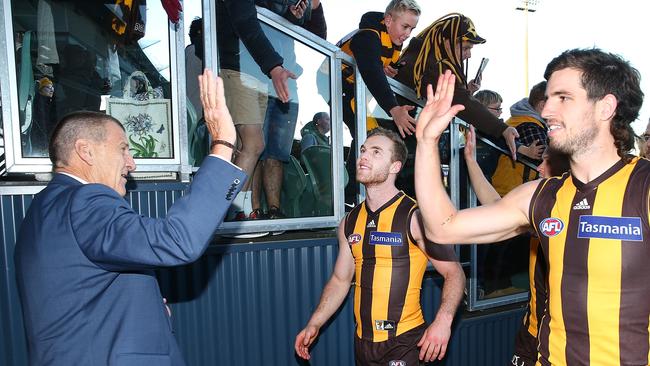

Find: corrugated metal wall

[1,185,524,366]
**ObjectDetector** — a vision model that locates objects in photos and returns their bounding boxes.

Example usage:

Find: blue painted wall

[0,184,523,365]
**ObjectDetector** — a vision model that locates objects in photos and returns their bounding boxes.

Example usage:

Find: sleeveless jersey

[530,157,650,366]
[344,192,428,342]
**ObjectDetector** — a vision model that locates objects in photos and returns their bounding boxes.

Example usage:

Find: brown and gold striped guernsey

[530,157,650,366]
[344,191,428,342]
[338,23,401,85]
[522,236,548,341]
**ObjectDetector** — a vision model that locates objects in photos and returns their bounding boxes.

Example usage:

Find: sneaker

[233,211,247,221]
[248,208,265,220]
[267,206,286,219]
[223,231,270,239]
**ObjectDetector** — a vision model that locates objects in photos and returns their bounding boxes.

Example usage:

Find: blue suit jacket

[15,156,245,365]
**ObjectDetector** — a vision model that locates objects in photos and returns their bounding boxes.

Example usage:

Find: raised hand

[464,125,477,162]
[415,70,465,145]
[198,69,237,153]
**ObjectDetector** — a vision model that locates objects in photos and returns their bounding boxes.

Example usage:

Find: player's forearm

[466,159,501,205]
[307,275,352,328]
[414,141,458,243]
[435,266,466,324]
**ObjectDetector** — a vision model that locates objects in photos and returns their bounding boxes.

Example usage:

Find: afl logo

[347,233,362,245]
[540,218,564,237]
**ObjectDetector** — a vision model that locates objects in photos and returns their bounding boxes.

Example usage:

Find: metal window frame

[0,0,190,177]
[203,5,346,234]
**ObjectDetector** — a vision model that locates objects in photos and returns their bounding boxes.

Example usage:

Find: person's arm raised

[463,125,501,205]
[415,71,532,245]
[198,69,237,161]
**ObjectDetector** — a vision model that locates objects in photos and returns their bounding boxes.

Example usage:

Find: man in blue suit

[14,69,244,365]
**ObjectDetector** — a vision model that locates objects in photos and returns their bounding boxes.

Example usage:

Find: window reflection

[215,12,333,220]
[11,0,173,158]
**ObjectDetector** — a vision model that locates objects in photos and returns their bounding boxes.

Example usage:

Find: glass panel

[215,8,334,221]
[11,0,174,159]
[0,92,5,175]
[469,143,536,301]
[183,6,207,167]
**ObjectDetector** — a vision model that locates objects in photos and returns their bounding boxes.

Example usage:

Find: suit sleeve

[350,30,398,115]
[223,0,284,76]
[70,157,246,271]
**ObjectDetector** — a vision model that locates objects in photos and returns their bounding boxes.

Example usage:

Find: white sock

[243,191,253,215]
[228,191,249,219]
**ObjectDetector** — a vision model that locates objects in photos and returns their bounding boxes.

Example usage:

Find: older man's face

[90,122,136,196]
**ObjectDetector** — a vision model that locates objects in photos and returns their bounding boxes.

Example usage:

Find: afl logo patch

[540,218,564,237]
[347,233,362,245]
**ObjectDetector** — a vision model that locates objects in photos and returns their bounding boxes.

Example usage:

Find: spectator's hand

[390,105,416,138]
[198,69,236,154]
[384,65,398,78]
[415,71,465,146]
[518,139,545,160]
[467,78,481,94]
[502,127,519,160]
[163,297,172,317]
[463,125,477,163]
[270,65,297,103]
[289,0,308,19]
[417,320,451,362]
[294,324,320,360]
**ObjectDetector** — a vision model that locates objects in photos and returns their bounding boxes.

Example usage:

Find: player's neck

[570,145,622,184]
[363,183,400,212]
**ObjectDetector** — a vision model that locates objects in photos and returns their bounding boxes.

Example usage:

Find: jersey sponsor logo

[369,231,403,246]
[573,198,591,210]
[389,361,406,366]
[347,233,362,245]
[577,215,643,241]
[375,319,396,330]
[367,219,377,228]
[540,218,564,237]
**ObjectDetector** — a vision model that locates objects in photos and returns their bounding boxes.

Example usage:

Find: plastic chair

[301,145,348,216]
[281,155,311,217]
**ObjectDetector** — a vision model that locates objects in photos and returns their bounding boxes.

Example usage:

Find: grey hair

[49,111,124,167]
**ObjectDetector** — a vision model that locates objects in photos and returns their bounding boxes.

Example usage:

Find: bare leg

[263,158,283,211]
[233,124,265,190]
[251,161,263,212]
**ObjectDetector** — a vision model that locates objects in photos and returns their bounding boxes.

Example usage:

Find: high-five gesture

[198,69,237,159]
[415,71,466,145]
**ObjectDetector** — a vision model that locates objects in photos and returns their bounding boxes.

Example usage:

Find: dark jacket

[300,120,329,151]
[303,2,327,40]
[340,11,401,115]
[395,37,507,138]
[217,0,283,76]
